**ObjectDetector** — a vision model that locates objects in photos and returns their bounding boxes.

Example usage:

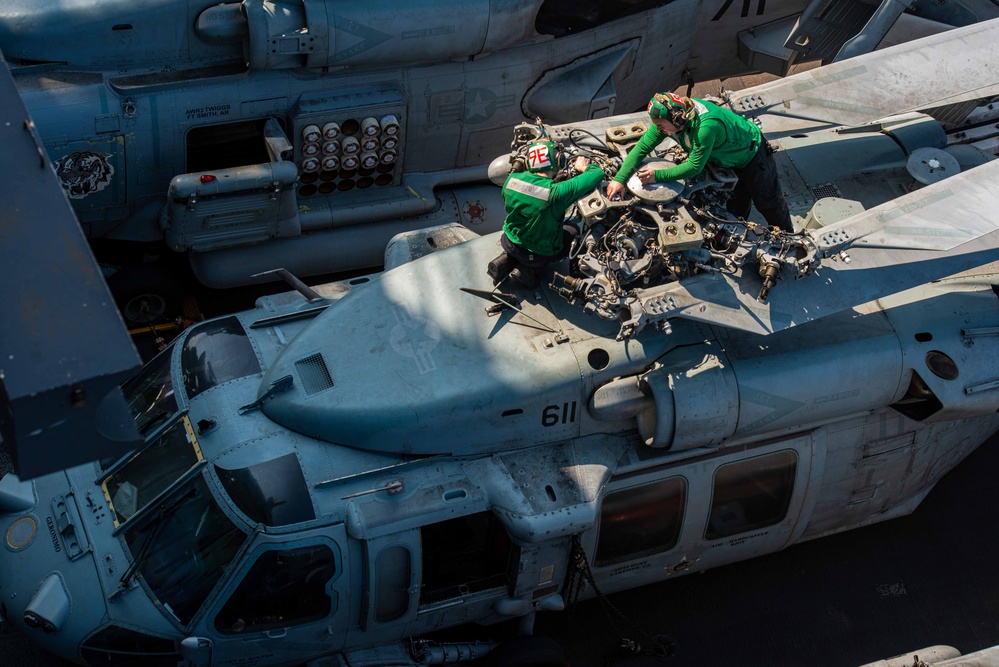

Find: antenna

[459,287,558,334]
[251,268,325,303]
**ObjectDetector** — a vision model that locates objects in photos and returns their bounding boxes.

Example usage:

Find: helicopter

[3,0,998,325]
[2,18,999,667]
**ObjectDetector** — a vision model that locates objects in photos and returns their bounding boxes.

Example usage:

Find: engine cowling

[235,0,540,70]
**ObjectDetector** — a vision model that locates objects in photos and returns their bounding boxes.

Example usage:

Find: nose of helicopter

[0,469,110,662]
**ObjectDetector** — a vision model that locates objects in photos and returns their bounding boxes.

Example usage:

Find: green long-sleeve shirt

[613,99,762,184]
[502,164,604,256]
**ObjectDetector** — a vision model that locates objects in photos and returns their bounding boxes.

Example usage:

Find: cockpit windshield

[181,316,261,400]
[104,416,203,525]
[122,475,247,626]
[121,346,178,439]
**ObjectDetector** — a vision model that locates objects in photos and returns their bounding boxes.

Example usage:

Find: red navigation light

[200,174,216,183]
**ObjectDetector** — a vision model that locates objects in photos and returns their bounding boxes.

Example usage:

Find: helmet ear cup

[649,92,691,128]
[555,149,568,170]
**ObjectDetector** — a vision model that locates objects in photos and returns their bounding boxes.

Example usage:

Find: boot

[486,252,518,285]
[509,264,540,289]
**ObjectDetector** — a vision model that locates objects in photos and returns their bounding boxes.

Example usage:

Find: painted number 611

[542,401,577,427]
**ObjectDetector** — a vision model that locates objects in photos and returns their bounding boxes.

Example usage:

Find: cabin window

[186,118,274,173]
[536,0,672,37]
[215,453,315,527]
[595,476,686,567]
[375,545,412,622]
[419,512,515,606]
[215,544,337,634]
[181,317,261,400]
[705,450,797,540]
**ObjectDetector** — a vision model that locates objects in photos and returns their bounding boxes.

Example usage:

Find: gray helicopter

[2,19,999,667]
[3,0,997,325]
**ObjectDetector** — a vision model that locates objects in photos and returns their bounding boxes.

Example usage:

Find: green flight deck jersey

[502,164,604,256]
[613,98,762,185]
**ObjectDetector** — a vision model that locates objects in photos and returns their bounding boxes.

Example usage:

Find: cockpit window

[215,453,316,527]
[123,475,247,626]
[121,346,178,439]
[535,0,671,37]
[104,416,203,525]
[181,316,261,400]
[214,544,337,634]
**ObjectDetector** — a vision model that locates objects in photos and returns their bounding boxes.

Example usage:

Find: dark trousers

[728,142,793,232]
[500,224,579,269]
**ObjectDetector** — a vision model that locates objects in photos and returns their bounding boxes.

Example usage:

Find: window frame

[593,475,688,568]
[704,449,798,542]
[213,540,340,635]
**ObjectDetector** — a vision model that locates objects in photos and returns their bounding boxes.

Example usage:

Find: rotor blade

[649,158,999,336]
[728,18,999,128]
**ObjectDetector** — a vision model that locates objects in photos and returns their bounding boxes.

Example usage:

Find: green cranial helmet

[647,93,692,126]
[525,140,557,173]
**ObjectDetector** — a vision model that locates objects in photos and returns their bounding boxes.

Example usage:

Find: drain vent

[810,183,840,199]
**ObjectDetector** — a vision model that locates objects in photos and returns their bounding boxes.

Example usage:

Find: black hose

[568,128,618,156]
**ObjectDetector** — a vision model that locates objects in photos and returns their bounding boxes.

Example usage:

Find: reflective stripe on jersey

[506,177,551,201]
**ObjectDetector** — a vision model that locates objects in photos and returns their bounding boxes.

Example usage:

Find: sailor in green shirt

[606,93,793,232]
[487,140,605,287]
